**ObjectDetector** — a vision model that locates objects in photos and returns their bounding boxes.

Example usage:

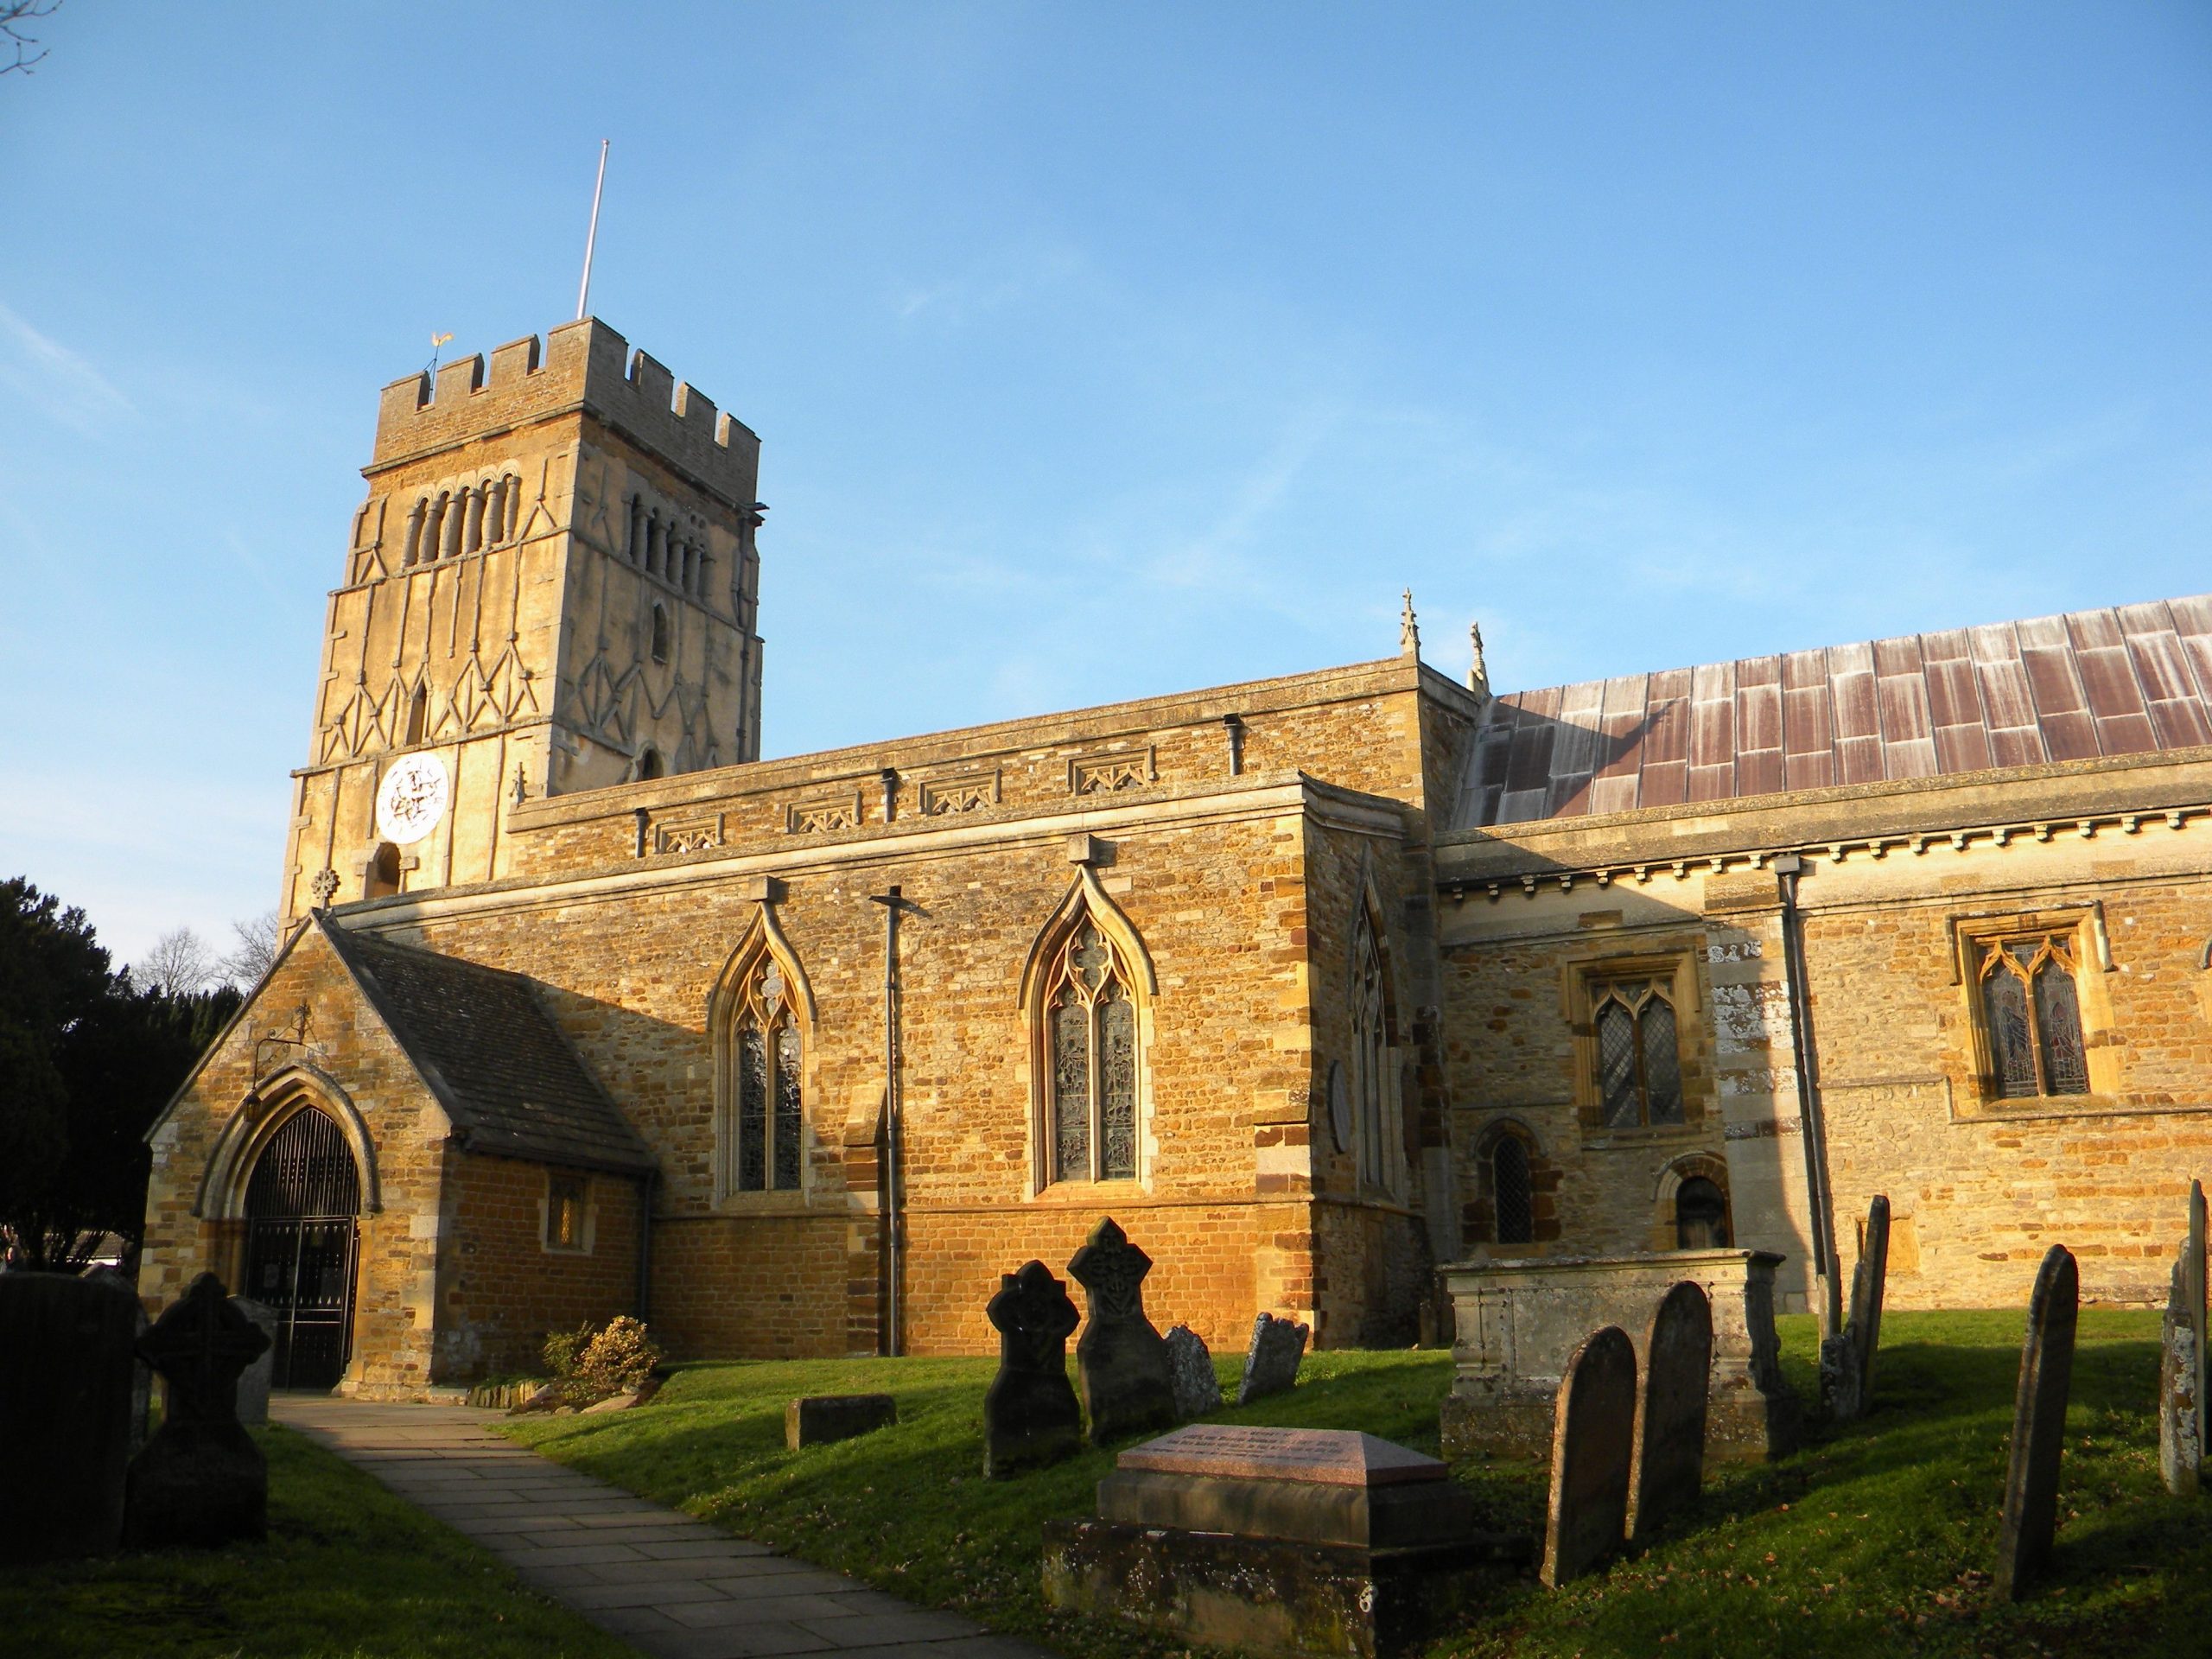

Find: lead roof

[1453,594,2212,830]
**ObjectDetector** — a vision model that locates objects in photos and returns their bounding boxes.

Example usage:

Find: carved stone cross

[137,1273,270,1432]
[1068,1217,1175,1444]
[1068,1217,1152,1323]
[988,1259,1081,1373]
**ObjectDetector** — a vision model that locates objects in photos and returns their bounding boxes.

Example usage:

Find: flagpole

[575,140,609,322]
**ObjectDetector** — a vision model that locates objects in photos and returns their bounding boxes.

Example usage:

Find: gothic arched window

[651,604,671,664]
[715,944,806,1197]
[404,683,429,747]
[1492,1135,1533,1245]
[1040,915,1141,1185]
[1348,903,1399,1191]
[1976,933,2088,1098]
[1593,976,1685,1128]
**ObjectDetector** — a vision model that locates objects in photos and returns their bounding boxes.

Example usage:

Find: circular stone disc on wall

[374,752,451,845]
[1328,1059,1352,1152]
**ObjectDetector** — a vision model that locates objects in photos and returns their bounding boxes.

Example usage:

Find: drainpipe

[868,885,917,1356]
[632,1168,657,1320]
[1772,855,1842,1341]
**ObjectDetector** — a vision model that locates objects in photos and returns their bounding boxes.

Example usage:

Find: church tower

[281,320,766,920]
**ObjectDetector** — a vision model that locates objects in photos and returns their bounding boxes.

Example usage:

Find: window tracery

[1975,932,2089,1097]
[1039,914,1141,1185]
[1348,905,1395,1190]
[1592,976,1684,1128]
[717,950,806,1197]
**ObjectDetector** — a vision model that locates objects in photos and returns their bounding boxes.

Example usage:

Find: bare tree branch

[217,910,283,988]
[1,1,61,79]
[137,927,218,998]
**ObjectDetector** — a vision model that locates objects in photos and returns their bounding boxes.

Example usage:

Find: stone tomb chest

[1439,1249,1801,1463]
[1044,1425,1516,1659]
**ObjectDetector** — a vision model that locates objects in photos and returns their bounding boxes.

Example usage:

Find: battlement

[370,318,760,504]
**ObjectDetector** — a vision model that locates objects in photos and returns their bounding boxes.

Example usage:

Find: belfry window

[1042,917,1140,1184]
[651,605,670,664]
[1976,933,2089,1097]
[1592,976,1684,1128]
[404,683,429,747]
[720,956,804,1194]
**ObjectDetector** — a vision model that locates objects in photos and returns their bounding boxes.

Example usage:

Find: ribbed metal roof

[1453,594,2212,829]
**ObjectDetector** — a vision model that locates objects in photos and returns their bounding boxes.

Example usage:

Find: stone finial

[1400,590,1421,658]
[1468,621,1491,700]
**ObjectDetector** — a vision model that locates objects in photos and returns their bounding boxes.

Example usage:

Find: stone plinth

[1439,1249,1800,1463]
[1043,1425,1514,1658]
[785,1393,896,1449]
[0,1270,140,1561]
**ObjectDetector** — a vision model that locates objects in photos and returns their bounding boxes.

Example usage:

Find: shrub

[577,1315,662,1396]
[542,1321,595,1381]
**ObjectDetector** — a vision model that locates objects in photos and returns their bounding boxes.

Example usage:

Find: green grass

[503,1309,2209,1659]
[0,1424,635,1659]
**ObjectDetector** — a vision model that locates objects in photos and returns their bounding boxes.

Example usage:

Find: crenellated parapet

[371,318,760,505]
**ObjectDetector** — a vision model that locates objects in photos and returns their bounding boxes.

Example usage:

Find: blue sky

[2,3,2206,968]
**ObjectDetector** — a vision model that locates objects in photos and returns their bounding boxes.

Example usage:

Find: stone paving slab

[274,1396,1059,1659]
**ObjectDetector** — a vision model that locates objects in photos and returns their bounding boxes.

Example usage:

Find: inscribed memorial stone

[982,1259,1082,1478]
[2162,1246,2202,1497]
[1068,1217,1175,1444]
[1630,1281,1712,1544]
[1166,1324,1223,1419]
[786,1393,897,1449]
[1995,1245,2079,1600]
[1540,1325,1637,1588]
[124,1272,272,1549]
[231,1298,278,1427]
[1238,1310,1310,1404]
[0,1268,139,1561]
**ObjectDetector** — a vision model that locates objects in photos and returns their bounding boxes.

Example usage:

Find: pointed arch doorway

[240,1107,362,1389]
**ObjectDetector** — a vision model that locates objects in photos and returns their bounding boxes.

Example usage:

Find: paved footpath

[275,1398,1058,1659]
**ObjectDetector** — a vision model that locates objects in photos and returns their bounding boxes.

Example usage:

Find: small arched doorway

[241,1107,362,1389]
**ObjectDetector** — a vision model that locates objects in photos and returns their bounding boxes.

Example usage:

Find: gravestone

[2193,1180,2208,1471]
[1045,1425,1505,1657]
[0,1268,140,1561]
[1995,1245,2079,1600]
[1820,1194,1891,1422]
[982,1259,1083,1478]
[1165,1325,1223,1419]
[124,1272,272,1549]
[1540,1325,1637,1588]
[1238,1310,1311,1404]
[786,1393,897,1449]
[1630,1281,1713,1544]
[231,1298,278,1427]
[1067,1217,1175,1444]
[2161,1245,2202,1497]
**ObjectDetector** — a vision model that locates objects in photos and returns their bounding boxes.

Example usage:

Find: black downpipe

[868,885,915,1357]
[1773,855,1842,1340]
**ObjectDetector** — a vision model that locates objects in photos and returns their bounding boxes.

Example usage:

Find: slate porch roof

[1452,594,2212,830]
[318,917,655,1174]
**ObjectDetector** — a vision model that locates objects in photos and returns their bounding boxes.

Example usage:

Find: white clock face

[375,753,450,846]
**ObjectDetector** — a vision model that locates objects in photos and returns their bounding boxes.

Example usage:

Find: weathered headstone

[124,1272,272,1549]
[1165,1324,1223,1419]
[2161,1245,2202,1497]
[1630,1281,1712,1544]
[786,1393,897,1449]
[1045,1425,1501,1657]
[0,1268,141,1561]
[2192,1179,2207,1469]
[1067,1217,1175,1444]
[1540,1325,1637,1587]
[1820,1194,1891,1422]
[1995,1245,2079,1600]
[982,1259,1083,1478]
[231,1298,278,1427]
[1238,1310,1311,1404]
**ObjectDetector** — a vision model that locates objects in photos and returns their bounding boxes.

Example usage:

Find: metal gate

[242,1107,361,1390]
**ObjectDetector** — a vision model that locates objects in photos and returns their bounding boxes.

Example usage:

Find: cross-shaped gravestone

[982,1260,1083,1478]
[1996,1245,2079,1600]
[1068,1217,1175,1445]
[124,1273,271,1549]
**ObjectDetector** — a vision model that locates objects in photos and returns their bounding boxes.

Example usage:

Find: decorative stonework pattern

[654,817,723,855]
[920,772,1000,816]
[1071,751,1154,795]
[785,795,861,835]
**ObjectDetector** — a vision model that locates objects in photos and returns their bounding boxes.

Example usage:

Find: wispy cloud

[891,241,1088,326]
[0,300,137,433]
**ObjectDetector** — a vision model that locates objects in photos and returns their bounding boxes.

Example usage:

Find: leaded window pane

[1493,1138,1533,1245]
[772,1022,804,1189]
[1597,1000,1640,1127]
[1982,962,2037,1097]
[2032,957,2089,1096]
[738,1026,768,1190]
[1640,998,1684,1125]
[1099,987,1136,1180]
[1052,995,1091,1182]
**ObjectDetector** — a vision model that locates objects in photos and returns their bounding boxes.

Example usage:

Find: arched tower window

[651,604,671,664]
[422,493,448,563]
[627,495,645,564]
[502,473,523,542]
[365,842,401,899]
[636,747,664,781]
[463,483,486,553]
[483,477,508,546]
[404,683,429,747]
[710,916,813,1201]
[402,499,426,567]
[440,490,464,559]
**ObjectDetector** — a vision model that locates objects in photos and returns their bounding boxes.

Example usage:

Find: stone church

[139,317,2212,1397]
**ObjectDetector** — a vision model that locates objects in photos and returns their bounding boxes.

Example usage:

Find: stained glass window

[1349,907,1394,1191]
[1492,1136,1533,1245]
[723,949,806,1195]
[1042,913,1143,1184]
[1977,933,2089,1099]
[1592,978,1685,1128]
